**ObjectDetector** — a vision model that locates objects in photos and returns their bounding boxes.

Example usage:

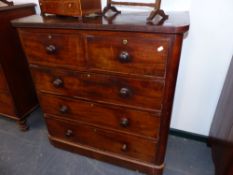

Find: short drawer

[39,93,161,139]
[0,91,15,116]
[0,67,8,91]
[19,29,85,69]
[31,66,164,111]
[46,116,158,163]
[39,0,81,17]
[85,33,169,77]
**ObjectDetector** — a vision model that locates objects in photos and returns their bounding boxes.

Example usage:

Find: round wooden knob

[122,39,128,45]
[46,45,56,54]
[53,78,63,88]
[65,129,73,137]
[120,87,131,98]
[119,51,131,63]
[120,118,129,127]
[60,105,68,114]
[121,144,128,152]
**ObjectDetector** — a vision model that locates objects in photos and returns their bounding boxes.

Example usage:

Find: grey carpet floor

[0,108,215,175]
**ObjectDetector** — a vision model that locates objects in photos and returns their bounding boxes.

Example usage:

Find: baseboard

[169,128,208,143]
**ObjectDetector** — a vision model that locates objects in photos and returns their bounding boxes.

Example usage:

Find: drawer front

[19,30,85,69]
[0,67,8,91]
[39,0,81,17]
[0,91,15,116]
[40,93,161,139]
[86,33,169,77]
[31,67,164,111]
[46,117,157,163]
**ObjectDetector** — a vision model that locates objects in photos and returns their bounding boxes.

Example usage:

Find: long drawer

[0,91,15,116]
[45,116,158,163]
[19,29,85,70]
[85,32,169,77]
[39,93,161,139]
[19,29,169,78]
[0,66,8,91]
[31,66,164,111]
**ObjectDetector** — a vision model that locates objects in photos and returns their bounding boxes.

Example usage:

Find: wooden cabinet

[13,12,189,174]
[209,56,233,175]
[0,4,38,131]
[39,0,101,17]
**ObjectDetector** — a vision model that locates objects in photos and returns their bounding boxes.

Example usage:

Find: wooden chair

[103,0,168,21]
[0,0,13,6]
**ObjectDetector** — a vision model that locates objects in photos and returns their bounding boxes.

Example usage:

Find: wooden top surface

[0,3,36,12]
[12,11,189,34]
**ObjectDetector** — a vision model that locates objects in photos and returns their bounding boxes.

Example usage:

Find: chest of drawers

[13,12,189,174]
[0,3,38,131]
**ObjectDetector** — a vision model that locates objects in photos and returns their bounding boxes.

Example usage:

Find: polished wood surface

[19,29,85,69]
[15,12,189,174]
[209,56,233,175]
[46,116,158,163]
[19,29,169,77]
[0,3,38,130]
[30,66,164,111]
[0,92,15,116]
[86,32,168,77]
[12,12,189,34]
[39,93,161,139]
[0,66,8,91]
[39,0,101,17]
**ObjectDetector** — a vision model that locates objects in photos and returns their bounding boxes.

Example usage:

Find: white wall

[13,0,233,136]
[171,0,233,135]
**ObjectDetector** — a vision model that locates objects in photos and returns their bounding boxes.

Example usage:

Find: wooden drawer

[85,33,169,77]
[0,67,8,91]
[46,116,158,163]
[39,0,81,17]
[19,29,85,69]
[39,93,161,139]
[39,0,101,17]
[0,91,15,116]
[31,66,164,111]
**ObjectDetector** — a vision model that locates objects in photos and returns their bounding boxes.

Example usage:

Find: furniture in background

[39,0,102,17]
[13,12,189,174]
[0,3,38,131]
[103,0,168,21]
[209,56,233,175]
[0,0,13,6]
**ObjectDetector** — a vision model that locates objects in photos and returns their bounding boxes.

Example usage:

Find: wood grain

[15,12,189,174]
[85,32,169,77]
[0,3,38,130]
[31,66,165,111]
[39,93,161,139]
[46,116,158,163]
[39,0,101,17]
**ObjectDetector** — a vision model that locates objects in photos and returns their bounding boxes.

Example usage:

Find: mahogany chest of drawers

[13,12,189,174]
[0,3,38,131]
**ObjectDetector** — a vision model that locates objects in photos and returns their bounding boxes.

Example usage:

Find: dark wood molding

[0,3,36,12]
[169,128,208,143]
